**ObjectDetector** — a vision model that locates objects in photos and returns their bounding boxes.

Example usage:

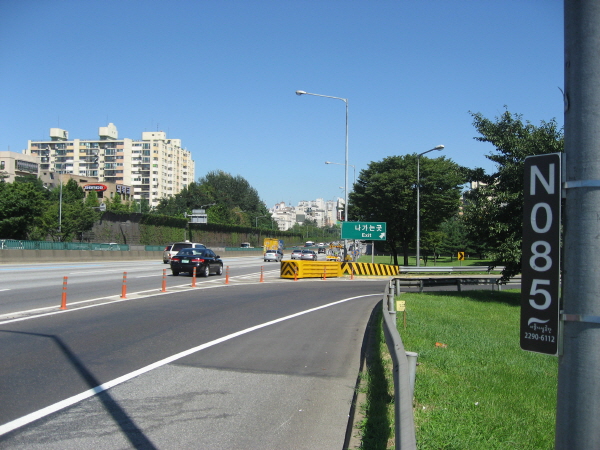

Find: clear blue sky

[0,0,563,209]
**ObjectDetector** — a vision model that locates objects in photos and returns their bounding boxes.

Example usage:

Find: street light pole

[296,90,349,258]
[57,171,63,241]
[416,145,445,267]
[255,215,267,228]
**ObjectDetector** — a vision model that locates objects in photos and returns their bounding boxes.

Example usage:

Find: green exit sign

[341,222,387,240]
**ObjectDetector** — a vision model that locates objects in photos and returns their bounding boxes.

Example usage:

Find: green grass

[356,255,494,267]
[357,290,557,449]
[355,308,394,449]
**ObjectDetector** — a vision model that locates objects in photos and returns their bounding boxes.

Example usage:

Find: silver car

[300,249,317,261]
[264,249,283,262]
[290,249,303,260]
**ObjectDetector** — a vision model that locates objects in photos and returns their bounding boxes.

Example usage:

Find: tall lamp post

[416,145,445,267]
[255,215,267,228]
[296,90,349,257]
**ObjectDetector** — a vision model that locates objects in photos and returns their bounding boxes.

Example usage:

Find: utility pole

[556,1,600,448]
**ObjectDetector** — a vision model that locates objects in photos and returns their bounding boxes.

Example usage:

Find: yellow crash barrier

[280,260,342,279]
[280,260,400,278]
[341,262,400,276]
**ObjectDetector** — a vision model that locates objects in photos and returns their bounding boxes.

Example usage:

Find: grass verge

[356,289,557,449]
[356,255,494,267]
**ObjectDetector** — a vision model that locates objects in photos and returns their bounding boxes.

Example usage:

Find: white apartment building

[270,198,344,230]
[25,123,194,207]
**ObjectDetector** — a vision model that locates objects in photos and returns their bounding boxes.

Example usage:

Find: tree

[421,230,445,265]
[462,109,564,280]
[34,200,100,242]
[0,181,48,239]
[349,154,465,265]
[84,190,100,208]
[438,216,469,261]
[155,171,271,227]
[105,193,130,213]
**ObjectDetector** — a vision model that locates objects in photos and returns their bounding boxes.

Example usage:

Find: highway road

[0,256,385,449]
[0,257,278,316]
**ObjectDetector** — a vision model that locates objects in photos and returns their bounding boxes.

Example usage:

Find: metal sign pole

[557,1,600,447]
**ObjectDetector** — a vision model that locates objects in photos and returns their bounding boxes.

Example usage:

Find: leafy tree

[349,154,465,265]
[438,216,469,261]
[462,109,564,280]
[34,200,100,242]
[105,193,131,213]
[421,230,445,265]
[155,171,270,227]
[47,179,85,204]
[84,190,100,208]
[0,181,48,239]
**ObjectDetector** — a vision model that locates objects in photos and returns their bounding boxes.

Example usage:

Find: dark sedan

[170,248,223,277]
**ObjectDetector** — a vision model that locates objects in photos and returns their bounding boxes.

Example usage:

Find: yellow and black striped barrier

[341,262,400,276]
[280,260,398,279]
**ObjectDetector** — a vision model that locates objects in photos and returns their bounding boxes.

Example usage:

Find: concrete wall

[0,250,164,264]
[0,249,265,264]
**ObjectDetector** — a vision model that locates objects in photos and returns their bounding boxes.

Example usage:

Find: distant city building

[269,198,344,230]
[24,123,194,208]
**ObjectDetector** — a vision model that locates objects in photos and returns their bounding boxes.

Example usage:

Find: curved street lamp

[416,145,445,267]
[255,215,267,228]
[296,90,349,258]
[325,161,356,185]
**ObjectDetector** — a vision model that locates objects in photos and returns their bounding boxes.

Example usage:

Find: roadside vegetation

[356,255,494,268]
[355,289,557,449]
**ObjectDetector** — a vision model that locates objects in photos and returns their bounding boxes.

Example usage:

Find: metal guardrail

[393,275,521,293]
[381,280,417,449]
[398,265,503,273]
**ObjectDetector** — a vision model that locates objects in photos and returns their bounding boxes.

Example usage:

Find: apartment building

[25,123,194,207]
[0,151,39,183]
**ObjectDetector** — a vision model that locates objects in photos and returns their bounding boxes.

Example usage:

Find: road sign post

[521,153,561,355]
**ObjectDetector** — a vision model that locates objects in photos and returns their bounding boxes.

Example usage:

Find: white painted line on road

[0,292,381,437]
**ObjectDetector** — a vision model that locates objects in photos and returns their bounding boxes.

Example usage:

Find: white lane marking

[0,293,381,436]
[0,289,11,292]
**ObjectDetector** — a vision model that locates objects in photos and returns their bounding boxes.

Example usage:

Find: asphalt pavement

[0,278,383,450]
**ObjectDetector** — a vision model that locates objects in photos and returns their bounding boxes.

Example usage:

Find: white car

[264,250,283,262]
[290,249,303,260]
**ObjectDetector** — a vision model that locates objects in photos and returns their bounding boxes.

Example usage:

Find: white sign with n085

[520,153,561,356]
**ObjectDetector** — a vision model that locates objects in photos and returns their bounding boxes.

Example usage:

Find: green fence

[145,245,165,251]
[0,240,130,251]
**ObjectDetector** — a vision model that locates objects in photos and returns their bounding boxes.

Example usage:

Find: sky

[0,0,564,209]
